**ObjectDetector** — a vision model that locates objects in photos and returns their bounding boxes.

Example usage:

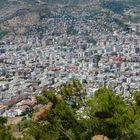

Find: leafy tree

[0,116,7,125]
[2,81,140,140]
[0,117,16,140]
[86,88,140,139]
[133,91,140,105]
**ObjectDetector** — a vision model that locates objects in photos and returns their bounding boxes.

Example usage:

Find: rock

[91,135,109,140]
[32,102,53,121]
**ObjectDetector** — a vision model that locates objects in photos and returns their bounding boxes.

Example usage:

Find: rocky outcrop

[91,135,109,140]
[32,102,53,121]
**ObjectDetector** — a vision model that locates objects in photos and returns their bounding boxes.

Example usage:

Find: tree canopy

[0,81,140,140]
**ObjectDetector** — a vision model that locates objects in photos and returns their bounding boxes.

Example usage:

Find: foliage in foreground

[0,80,140,140]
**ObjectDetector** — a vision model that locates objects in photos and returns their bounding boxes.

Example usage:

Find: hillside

[1,0,140,40]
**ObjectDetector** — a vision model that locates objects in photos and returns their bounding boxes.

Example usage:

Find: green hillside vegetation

[0,0,8,8]
[25,0,39,6]
[101,0,140,15]
[0,117,16,140]
[0,0,40,9]
[42,0,79,5]
[1,81,140,140]
[101,1,129,14]
[122,0,140,6]
[0,31,8,40]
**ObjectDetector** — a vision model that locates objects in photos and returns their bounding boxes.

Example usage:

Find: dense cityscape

[0,1,139,117]
[0,0,140,140]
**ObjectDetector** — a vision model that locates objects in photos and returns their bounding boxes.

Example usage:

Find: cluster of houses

[0,5,139,117]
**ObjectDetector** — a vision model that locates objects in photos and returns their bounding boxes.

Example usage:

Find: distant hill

[0,0,140,40]
[0,0,8,8]
[0,0,99,7]
[42,0,80,5]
